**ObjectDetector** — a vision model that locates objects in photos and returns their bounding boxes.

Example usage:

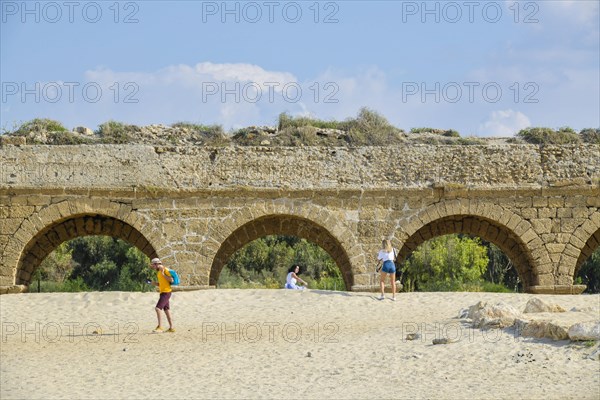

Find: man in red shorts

[150,258,175,333]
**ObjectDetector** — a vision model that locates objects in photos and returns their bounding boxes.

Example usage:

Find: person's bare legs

[164,309,173,329]
[390,274,397,300]
[155,307,163,329]
[379,271,387,299]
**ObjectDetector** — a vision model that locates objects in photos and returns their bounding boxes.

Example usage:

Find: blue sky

[1,0,599,136]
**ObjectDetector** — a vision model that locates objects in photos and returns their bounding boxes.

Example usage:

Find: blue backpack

[168,269,180,285]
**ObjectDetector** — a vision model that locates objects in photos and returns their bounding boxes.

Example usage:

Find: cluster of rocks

[0,123,514,147]
[0,124,228,147]
[461,297,600,342]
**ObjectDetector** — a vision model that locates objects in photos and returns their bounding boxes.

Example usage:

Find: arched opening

[210,215,353,290]
[397,215,534,289]
[30,235,155,292]
[217,235,342,290]
[575,228,600,293]
[398,234,520,292]
[16,214,157,287]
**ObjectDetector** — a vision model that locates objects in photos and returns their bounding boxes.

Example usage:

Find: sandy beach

[1,289,599,400]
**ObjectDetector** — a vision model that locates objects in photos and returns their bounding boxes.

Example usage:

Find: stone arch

[207,202,362,290]
[393,200,545,289]
[5,199,165,287]
[573,212,600,276]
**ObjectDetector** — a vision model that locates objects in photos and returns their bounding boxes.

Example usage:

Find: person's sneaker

[391,297,396,302]
[152,326,164,333]
[379,294,385,300]
[166,328,176,333]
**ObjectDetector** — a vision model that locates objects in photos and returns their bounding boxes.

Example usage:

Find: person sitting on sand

[149,258,175,333]
[285,265,308,290]
[375,239,397,301]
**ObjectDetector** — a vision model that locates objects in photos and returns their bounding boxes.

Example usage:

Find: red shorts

[156,292,171,310]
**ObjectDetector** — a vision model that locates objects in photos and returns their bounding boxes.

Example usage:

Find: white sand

[1,290,599,400]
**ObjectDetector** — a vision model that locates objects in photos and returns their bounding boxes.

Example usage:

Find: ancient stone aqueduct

[0,143,599,295]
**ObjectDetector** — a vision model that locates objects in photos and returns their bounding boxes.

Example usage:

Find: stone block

[572,207,589,219]
[514,220,531,236]
[536,274,554,286]
[521,208,537,219]
[547,197,565,208]
[564,196,586,207]
[556,208,572,218]
[561,218,586,234]
[568,234,585,249]
[530,218,552,234]
[531,247,549,261]
[506,214,522,231]
[581,220,597,236]
[352,273,371,286]
[538,208,556,218]
[563,244,580,258]
[546,243,566,254]
[591,211,600,226]
[9,206,35,218]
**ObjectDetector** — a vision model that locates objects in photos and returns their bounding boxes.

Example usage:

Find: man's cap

[151,258,162,264]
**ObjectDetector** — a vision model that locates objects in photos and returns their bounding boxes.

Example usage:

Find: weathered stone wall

[1,144,599,189]
[1,144,599,294]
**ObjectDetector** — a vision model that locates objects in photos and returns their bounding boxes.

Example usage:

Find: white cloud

[86,62,297,93]
[12,60,592,135]
[478,109,531,137]
[78,62,303,128]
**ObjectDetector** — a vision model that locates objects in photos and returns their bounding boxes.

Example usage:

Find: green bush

[456,137,486,145]
[516,127,581,144]
[312,275,345,291]
[34,236,153,292]
[410,127,460,137]
[576,247,600,294]
[10,118,68,136]
[579,128,600,144]
[218,235,341,289]
[46,131,93,145]
[416,279,513,293]
[478,281,514,293]
[278,113,342,130]
[96,120,136,144]
[342,107,404,145]
[31,277,91,293]
[274,108,404,146]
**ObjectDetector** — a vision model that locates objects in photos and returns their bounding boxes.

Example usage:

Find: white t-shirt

[377,249,396,262]
[286,272,297,286]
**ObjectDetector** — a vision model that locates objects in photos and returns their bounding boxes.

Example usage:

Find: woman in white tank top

[375,239,397,301]
[285,265,307,289]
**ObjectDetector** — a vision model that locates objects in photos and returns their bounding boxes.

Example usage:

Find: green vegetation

[96,120,136,144]
[31,236,153,293]
[9,118,68,135]
[218,235,344,290]
[46,131,93,145]
[516,127,581,144]
[1,118,94,145]
[410,127,461,137]
[32,234,598,294]
[5,117,598,147]
[576,247,600,294]
[277,113,341,130]
[341,107,405,145]
[401,235,491,292]
[579,128,600,145]
[236,107,405,146]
